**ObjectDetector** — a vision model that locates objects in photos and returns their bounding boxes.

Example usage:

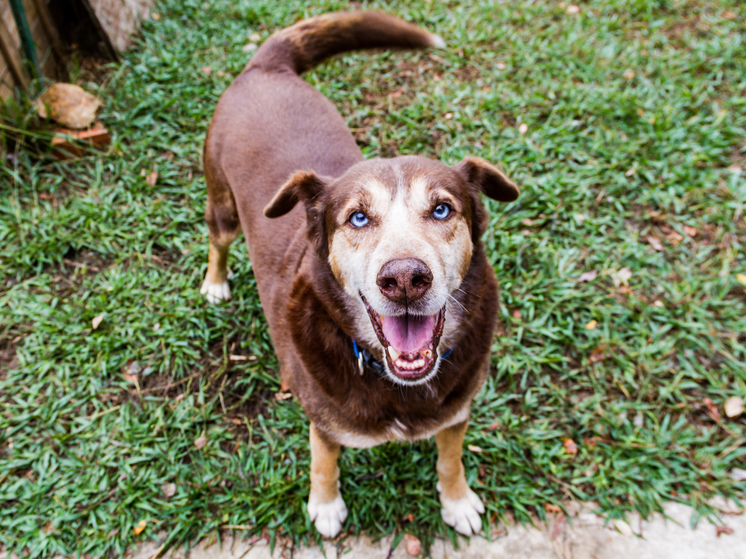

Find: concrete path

[121,499,744,559]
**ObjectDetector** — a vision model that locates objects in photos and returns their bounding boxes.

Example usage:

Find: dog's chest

[329,403,470,448]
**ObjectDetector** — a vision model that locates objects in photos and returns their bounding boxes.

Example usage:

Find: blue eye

[350,211,369,228]
[433,203,451,219]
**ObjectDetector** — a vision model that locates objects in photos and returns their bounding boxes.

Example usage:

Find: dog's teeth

[388,346,401,360]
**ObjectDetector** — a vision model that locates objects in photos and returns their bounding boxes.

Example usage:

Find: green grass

[1,0,745,556]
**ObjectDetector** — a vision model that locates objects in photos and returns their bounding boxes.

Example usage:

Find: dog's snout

[376,258,432,304]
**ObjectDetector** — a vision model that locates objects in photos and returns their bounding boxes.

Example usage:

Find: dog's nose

[376,258,433,304]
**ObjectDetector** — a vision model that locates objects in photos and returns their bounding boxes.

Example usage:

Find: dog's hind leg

[307,423,347,538]
[201,167,240,303]
[435,419,485,535]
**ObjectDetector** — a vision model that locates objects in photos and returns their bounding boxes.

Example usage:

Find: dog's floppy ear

[454,156,519,202]
[264,171,328,218]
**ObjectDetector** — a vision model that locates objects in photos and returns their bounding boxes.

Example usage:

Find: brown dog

[201,11,519,538]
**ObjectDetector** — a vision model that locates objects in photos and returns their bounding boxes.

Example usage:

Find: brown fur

[201,11,519,537]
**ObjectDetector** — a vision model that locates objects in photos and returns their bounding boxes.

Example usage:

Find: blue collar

[352,339,454,376]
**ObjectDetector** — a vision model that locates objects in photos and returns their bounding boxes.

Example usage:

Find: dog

[201,11,519,538]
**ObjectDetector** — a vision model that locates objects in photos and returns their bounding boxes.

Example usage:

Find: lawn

[1,0,745,556]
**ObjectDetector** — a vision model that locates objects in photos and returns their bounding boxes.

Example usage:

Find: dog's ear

[264,171,328,218]
[454,156,519,202]
[264,170,331,259]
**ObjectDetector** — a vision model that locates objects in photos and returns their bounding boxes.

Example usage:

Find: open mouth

[361,296,446,381]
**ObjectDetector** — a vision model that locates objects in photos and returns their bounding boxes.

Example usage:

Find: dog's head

[264,155,518,385]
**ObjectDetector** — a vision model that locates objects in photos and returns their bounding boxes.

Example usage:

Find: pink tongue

[381,314,436,353]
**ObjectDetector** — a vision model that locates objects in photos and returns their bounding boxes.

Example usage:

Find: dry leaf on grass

[729,468,746,481]
[566,5,580,14]
[723,11,736,19]
[467,444,484,453]
[585,320,597,330]
[194,436,208,450]
[404,533,422,556]
[703,398,720,421]
[242,43,258,52]
[736,274,746,287]
[145,170,158,187]
[625,167,636,177]
[133,520,147,535]
[623,70,635,80]
[486,421,500,431]
[612,267,633,287]
[724,396,743,418]
[92,314,104,330]
[563,438,577,455]
[248,32,261,42]
[518,123,528,135]
[647,236,664,251]
[716,525,734,537]
[589,344,609,364]
[202,66,212,75]
[274,392,292,401]
[683,225,698,237]
[161,483,176,498]
[545,503,562,513]
[512,310,522,319]
[577,270,598,283]
[122,361,140,384]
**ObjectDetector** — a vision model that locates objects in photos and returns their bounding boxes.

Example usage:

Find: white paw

[307,494,347,538]
[439,486,485,536]
[200,277,231,303]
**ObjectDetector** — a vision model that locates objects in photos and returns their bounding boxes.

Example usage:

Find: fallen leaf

[577,270,598,283]
[666,230,684,244]
[716,525,734,537]
[248,32,262,42]
[133,520,147,535]
[518,123,528,135]
[723,11,736,19]
[274,392,292,401]
[404,533,422,556]
[588,344,609,364]
[388,88,404,98]
[585,320,597,330]
[467,444,484,453]
[736,274,746,286]
[486,421,500,431]
[146,169,158,186]
[34,83,102,129]
[612,267,633,288]
[683,225,698,237]
[242,43,258,52]
[646,236,664,251]
[703,398,720,421]
[496,61,507,70]
[161,483,176,498]
[216,70,225,77]
[150,12,161,21]
[545,503,562,513]
[512,310,522,320]
[202,66,212,75]
[92,314,104,330]
[724,396,743,418]
[122,361,140,384]
[566,5,580,14]
[229,354,248,361]
[614,519,634,537]
[653,300,664,308]
[625,167,636,177]
[729,468,746,481]
[563,438,577,455]
[521,218,535,226]
[194,435,208,450]
[404,513,415,523]
[445,112,453,120]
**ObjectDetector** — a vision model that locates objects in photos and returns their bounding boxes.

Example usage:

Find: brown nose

[376,258,433,304]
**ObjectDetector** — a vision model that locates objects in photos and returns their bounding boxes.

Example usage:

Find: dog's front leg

[435,420,485,535]
[307,422,347,538]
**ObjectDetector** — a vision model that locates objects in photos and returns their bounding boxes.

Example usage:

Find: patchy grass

[1,0,745,556]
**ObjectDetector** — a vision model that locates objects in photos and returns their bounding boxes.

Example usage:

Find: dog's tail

[245,11,444,75]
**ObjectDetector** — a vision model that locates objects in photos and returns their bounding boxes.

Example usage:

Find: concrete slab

[3,501,743,559]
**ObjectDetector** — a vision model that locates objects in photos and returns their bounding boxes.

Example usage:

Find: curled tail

[246,11,444,75]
